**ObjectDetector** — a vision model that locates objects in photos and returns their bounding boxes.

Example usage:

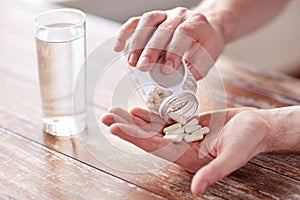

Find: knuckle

[177,23,194,35]
[191,13,207,23]
[173,7,188,15]
[159,23,177,31]
[142,11,164,21]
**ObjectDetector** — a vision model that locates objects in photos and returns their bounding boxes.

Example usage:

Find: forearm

[193,0,290,43]
[263,106,300,152]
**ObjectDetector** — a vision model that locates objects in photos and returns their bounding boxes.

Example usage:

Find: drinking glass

[34,8,86,136]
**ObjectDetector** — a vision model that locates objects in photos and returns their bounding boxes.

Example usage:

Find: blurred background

[23,0,300,76]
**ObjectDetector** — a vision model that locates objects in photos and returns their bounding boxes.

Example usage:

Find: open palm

[101,106,269,195]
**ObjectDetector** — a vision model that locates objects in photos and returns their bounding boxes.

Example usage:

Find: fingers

[160,32,193,74]
[162,13,213,73]
[184,43,212,80]
[129,107,165,124]
[117,7,219,80]
[128,11,167,67]
[191,145,249,195]
[114,17,140,52]
[102,112,164,133]
[109,123,168,152]
[101,107,165,132]
[110,123,197,165]
[137,8,188,72]
[107,107,148,126]
[101,113,129,126]
[136,27,174,72]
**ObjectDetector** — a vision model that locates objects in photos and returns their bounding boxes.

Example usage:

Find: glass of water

[34,8,86,136]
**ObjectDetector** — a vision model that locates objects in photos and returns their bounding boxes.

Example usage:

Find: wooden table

[0,1,299,199]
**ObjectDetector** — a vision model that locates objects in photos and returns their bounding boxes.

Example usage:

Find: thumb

[190,145,250,196]
[191,110,268,195]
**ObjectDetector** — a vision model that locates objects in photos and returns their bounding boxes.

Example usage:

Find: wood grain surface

[0,127,168,200]
[0,0,299,199]
[0,58,299,199]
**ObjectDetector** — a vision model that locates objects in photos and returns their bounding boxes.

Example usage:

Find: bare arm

[264,106,300,152]
[195,0,291,43]
[190,105,300,195]
[115,0,290,80]
[102,106,300,195]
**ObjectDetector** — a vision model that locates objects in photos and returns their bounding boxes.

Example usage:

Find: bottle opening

[159,91,198,122]
[148,55,187,89]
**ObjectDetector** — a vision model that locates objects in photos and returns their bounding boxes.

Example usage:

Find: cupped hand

[114,7,225,80]
[101,107,270,196]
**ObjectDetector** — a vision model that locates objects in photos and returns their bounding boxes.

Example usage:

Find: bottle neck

[159,91,198,122]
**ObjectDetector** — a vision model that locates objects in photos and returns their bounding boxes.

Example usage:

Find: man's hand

[114,7,225,80]
[101,107,272,195]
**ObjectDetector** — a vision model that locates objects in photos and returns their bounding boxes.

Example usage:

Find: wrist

[187,9,227,61]
[204,10,235,44]
[262,107,300,152]
[194,3,235,43]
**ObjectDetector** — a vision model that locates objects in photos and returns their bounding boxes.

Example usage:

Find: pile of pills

[146,87,208,143]
[146,87,172,113]
[162,112,209,143]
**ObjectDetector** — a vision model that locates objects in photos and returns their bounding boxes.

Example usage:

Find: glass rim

[34,8,86,30]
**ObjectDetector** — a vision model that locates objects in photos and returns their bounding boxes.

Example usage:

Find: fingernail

[161,60,175,74]
[128,53,138,66]
[114,40,122,51]
[137,56,149,71]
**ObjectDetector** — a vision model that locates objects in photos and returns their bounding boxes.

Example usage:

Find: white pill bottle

[131,56,199,122]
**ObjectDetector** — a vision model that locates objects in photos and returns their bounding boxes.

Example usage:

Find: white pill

[163,134,184,142]
[146,102,153,108]
[184,133,204,143]
[163,123,182,133]
[165,127,185,135]
[152,91,161,104]
[168,112,187,125]
[183,119,199,128]
[154,97,162,104]
[191,127,210,136]
[147,95,154,103]
[184,125,202,134]
[164,90,172,96]
[155,87,163,95]
[170,103,184,113]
